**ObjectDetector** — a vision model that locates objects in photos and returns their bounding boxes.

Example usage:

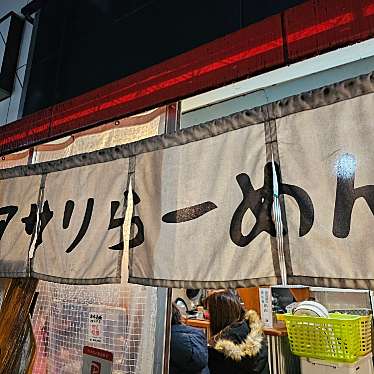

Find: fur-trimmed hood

[211,310,264,362]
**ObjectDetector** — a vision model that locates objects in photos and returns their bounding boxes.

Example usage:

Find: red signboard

[1,0,374,155]
[82,346,113,374]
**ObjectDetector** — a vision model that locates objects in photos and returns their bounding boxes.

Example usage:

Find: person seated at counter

[170,303,210,374]
[206,289,269,374]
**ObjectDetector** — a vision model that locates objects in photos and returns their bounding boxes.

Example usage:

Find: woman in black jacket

[206,290,269,374]
[169,303,210,374]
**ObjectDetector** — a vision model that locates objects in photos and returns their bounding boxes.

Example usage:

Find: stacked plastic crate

[279,310,373,374]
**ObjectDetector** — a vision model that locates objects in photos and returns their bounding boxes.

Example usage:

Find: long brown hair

[171,302,182,325]
[206,290,246,336]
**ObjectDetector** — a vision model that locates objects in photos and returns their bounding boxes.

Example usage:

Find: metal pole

[153,287,168,374]
[163,288,173,374]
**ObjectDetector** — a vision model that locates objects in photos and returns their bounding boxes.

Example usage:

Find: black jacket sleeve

[170,325,209,374]
[188,328,209,371]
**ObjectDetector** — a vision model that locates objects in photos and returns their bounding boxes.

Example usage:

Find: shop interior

[172,286,374,373]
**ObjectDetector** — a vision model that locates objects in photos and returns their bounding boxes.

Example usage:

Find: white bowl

[293,301,329,317]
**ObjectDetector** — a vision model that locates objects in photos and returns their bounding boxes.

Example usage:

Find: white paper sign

[259,287,273,328]
[88,313,104,343]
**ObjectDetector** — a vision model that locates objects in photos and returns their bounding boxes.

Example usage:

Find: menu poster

[88,313,104,343]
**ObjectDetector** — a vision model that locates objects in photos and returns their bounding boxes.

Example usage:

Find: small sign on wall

[82,346,113,374]
[88,313,104,343]
[259,287,273,328]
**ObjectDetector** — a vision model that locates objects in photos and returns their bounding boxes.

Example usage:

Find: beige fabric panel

[129,123,279,288]
[34,110,163,162]
[277,92,374,285]
[0,175,42,276]
[31,159,129,283]
[1,72,374,287]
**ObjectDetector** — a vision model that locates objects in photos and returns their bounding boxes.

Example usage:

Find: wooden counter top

[185,318,288,337]
[185,318,210,329]
[263,326,288,337]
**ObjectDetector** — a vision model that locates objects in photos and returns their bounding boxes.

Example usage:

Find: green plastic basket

[358,315,372,356]
[281,313,364,363]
